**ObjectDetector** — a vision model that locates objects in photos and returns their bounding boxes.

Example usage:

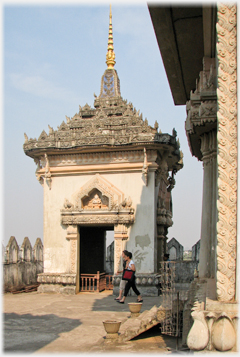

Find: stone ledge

[37,273,76,285]
[37,283,76,294]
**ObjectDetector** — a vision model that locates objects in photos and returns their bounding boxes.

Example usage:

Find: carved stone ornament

[44,153,52,189]
[73,174,124,210]
[216,3,237,302]
[61,174,135,226]
[185,57,217,160]
[211,313,236,351]
[186,299,238,352]
[187,301,209,351]
[142,147,149,186]
[157,208,173,227]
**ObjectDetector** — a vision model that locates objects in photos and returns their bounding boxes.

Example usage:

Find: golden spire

[106,4,116,69]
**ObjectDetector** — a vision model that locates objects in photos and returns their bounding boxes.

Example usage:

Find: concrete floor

[3,290,185,354]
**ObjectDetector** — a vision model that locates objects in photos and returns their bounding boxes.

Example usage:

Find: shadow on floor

[4,312,82,353]
[91,292,162,312]
[131,325,192,354]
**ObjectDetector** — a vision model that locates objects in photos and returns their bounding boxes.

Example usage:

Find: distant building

[167,237,183,260]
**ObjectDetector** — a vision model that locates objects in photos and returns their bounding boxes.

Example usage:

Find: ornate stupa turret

[95,5,121,105]
[23,5,183,176]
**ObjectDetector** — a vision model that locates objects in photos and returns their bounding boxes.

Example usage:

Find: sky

[2,0,204,251]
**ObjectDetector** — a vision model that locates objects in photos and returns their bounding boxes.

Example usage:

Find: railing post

[97,271,100,292]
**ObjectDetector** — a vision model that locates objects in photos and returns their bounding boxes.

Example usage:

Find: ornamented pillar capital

[66,225,78,240]
[200,130,217,165]
[185,57,217,161]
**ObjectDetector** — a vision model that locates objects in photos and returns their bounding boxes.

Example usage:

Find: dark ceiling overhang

[148,5,216,105]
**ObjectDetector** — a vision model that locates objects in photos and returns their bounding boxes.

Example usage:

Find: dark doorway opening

[80,226,104,274]
[78,225,114,292]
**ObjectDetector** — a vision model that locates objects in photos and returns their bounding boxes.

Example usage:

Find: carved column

[157,225,168,272]
[198,130,217,280]
[66,225,78,274]
[216,3,237,302]
[114,224,128,274]
[156,158,174,271]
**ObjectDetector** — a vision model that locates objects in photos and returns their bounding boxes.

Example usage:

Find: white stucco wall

[43,170,156,274]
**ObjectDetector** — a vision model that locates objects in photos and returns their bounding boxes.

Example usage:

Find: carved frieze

[44,150,157,168]
[61,213,135,225]
[216,4,237,302]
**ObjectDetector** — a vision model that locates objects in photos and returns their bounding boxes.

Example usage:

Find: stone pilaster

[66,225,78,274]
[114,224,128,274]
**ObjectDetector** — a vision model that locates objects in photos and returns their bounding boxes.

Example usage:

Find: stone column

[198,130,217,280]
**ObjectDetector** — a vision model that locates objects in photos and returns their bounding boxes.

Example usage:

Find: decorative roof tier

[23,6,183,173]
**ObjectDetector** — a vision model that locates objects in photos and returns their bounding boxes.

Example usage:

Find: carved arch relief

[74,174,124,210]
[61,174,135,226]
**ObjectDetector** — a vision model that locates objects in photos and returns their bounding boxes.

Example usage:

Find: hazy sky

[3,1,204,250]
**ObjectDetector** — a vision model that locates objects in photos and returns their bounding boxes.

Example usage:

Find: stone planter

[128,302,143,317]
[102,320,121,339]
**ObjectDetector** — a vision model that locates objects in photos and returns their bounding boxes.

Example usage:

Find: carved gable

[75,174,124,210]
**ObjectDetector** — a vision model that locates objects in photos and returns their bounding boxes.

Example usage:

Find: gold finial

[106,4,116,69]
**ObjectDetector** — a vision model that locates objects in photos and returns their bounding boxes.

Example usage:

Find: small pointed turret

[95,5,121,102]
[106,4,116,69]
